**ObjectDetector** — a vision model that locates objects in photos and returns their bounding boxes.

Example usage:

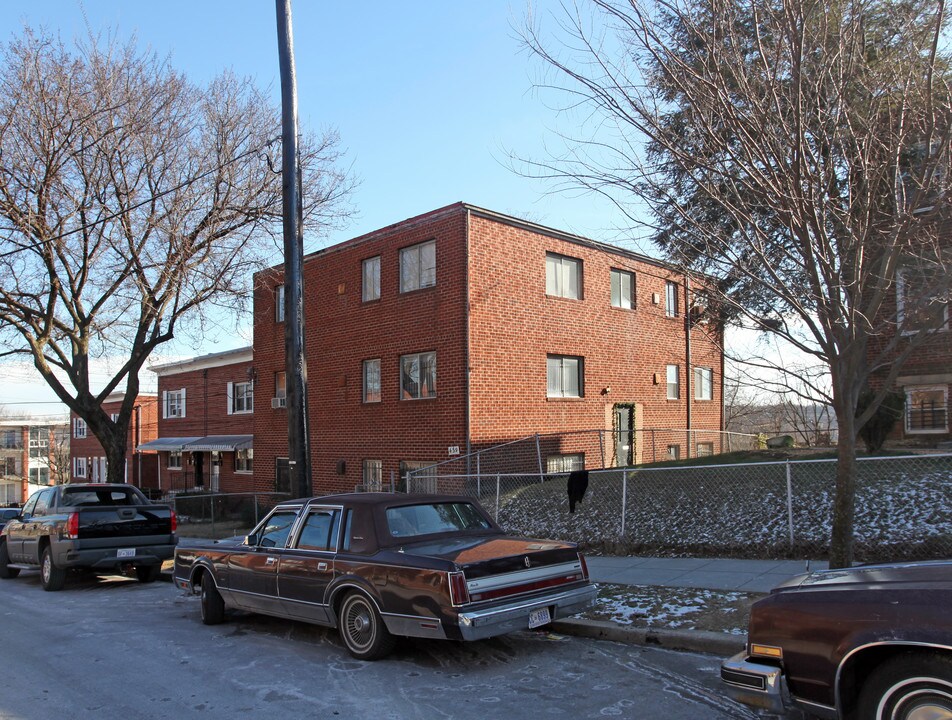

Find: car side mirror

[244,533,258,546]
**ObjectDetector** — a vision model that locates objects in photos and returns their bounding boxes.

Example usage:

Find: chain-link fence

[407,454,952,563]
[169,492,292,540]
[411,428,760,482]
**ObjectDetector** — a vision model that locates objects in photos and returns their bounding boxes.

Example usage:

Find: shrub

[857,389,904,453]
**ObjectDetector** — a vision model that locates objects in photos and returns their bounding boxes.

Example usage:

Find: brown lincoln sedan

[174,493,596,660]
[721,559,952,719]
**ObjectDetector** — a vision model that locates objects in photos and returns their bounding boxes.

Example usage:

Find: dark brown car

[721,560,952,719]
[174,493,595,660]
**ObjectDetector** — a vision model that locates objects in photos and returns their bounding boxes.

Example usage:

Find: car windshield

[386,502,491,538]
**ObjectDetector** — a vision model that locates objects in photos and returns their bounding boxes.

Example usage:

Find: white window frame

[546,454,585,473]
[399,240,436,293]
[667,444,681,460]
[904,385,949,434]
[362,256,381,302]
[400,352,437,400]
[168,451,183,470]
[610,268,634,309]
[227,381,254,414]
[666,365,680,400]
[665,281,680,317]
[545,253,582,300]
[73,417,87,439]
[547,355,584,398]
[696,442,714,457]
[163,389,186,419]
[275,284,285,322]
[73,456,87,478]
[897,266,949,335]
[235,449,253,473]
[363,359,381,403]
[694,367,713,400]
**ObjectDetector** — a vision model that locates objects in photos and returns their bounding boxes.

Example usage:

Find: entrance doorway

[614,404,634,467]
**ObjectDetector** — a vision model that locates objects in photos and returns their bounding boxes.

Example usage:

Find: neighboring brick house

[0,416,69,504]
[68,393,158,488]
[140,347,255,494]
[251,203,724,495]
[867,217,952,444]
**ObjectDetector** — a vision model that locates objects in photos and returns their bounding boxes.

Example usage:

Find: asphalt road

[0,570,762,720]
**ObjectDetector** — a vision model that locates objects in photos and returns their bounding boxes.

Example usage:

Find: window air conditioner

[271,397,287,409]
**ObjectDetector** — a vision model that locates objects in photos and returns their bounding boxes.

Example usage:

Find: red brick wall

[250,204,724,494]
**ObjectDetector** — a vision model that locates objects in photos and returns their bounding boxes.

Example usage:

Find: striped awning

[183,435,254,452]
[136,437,202,452]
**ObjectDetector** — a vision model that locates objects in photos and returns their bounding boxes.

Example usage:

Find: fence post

[254,494,259,526]
[598,430,605,469]
[535,434,544,483]
[495,474,501,521]
[621,470,628,539]
[786,461,795,547]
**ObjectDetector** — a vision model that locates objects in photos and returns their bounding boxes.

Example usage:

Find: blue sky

[0,0,649,414]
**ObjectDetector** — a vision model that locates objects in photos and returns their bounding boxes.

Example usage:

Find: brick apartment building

[0,417,69,504]
[139,347,255,494]
[248,203,724,495]
[68,393,158,488]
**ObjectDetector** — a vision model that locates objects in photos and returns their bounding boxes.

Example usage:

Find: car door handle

[317,562,328,571]
[265,557,277,565]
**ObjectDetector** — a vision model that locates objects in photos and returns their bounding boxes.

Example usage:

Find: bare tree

[520,0,951,566]
[0,29,354,486]
[47,425,71,485]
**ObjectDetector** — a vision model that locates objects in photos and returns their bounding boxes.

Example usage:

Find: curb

[550,617,745,657]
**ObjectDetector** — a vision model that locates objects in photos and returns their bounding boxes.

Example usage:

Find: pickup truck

[0,483,177,591]
[174,492,595,660]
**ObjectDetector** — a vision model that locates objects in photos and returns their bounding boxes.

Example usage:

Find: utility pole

[276,0,312,499]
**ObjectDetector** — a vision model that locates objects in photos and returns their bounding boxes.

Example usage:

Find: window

[610,269,635,309]
[547,454,585,473]
[547,355,584,398]
[696,442,714,457]
[275,284,285,322]
[897,266,948,334]
[29,467,50,485]
[2,457,16,475]
[236,449,253,473]
[694,367,713,400]
[362,256,381,302]
[73,417,87,439]
[399,240,436,292]
[401,352,437,399]
[905,386,948,433]
[1,430,17,449]
[363,359,381,403]
[163,389,186,419]
[73,457,87,478]
[667,445,681,460]
[665,281,680,317]
[400,460,437,493]
[228,381,254,414]
[385,502,490,538]
[253,509,299,548]
[363,459,383,491]
[168,451,183,470]
[546,253,582,299]
[273,371,287,408]
[666,365,680,400]
[296,508,341,552]
[110,413,120,423]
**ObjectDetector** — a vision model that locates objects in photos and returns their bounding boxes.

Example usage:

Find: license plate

[117,548,135,559]
[528,607,551,629]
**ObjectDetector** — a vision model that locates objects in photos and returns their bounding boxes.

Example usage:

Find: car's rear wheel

[0,542,19,579]
[338,592,396,661]
[40,546,65,591]
[857,653,952,720]
[200,576,225,625]
[135,564,160,583]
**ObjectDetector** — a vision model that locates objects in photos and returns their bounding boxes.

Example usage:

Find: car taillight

[66,512,79,540]
[448,571,470,606]
[579,553,590,580]
[170,509,177,533]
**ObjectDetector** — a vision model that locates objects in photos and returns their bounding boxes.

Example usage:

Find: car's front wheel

[40,547,66,591]
[338,591,396,661]
[0,541,19,579]
[857,652,952,720]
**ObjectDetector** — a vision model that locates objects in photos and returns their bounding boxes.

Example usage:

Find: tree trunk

[829,409,857,568]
